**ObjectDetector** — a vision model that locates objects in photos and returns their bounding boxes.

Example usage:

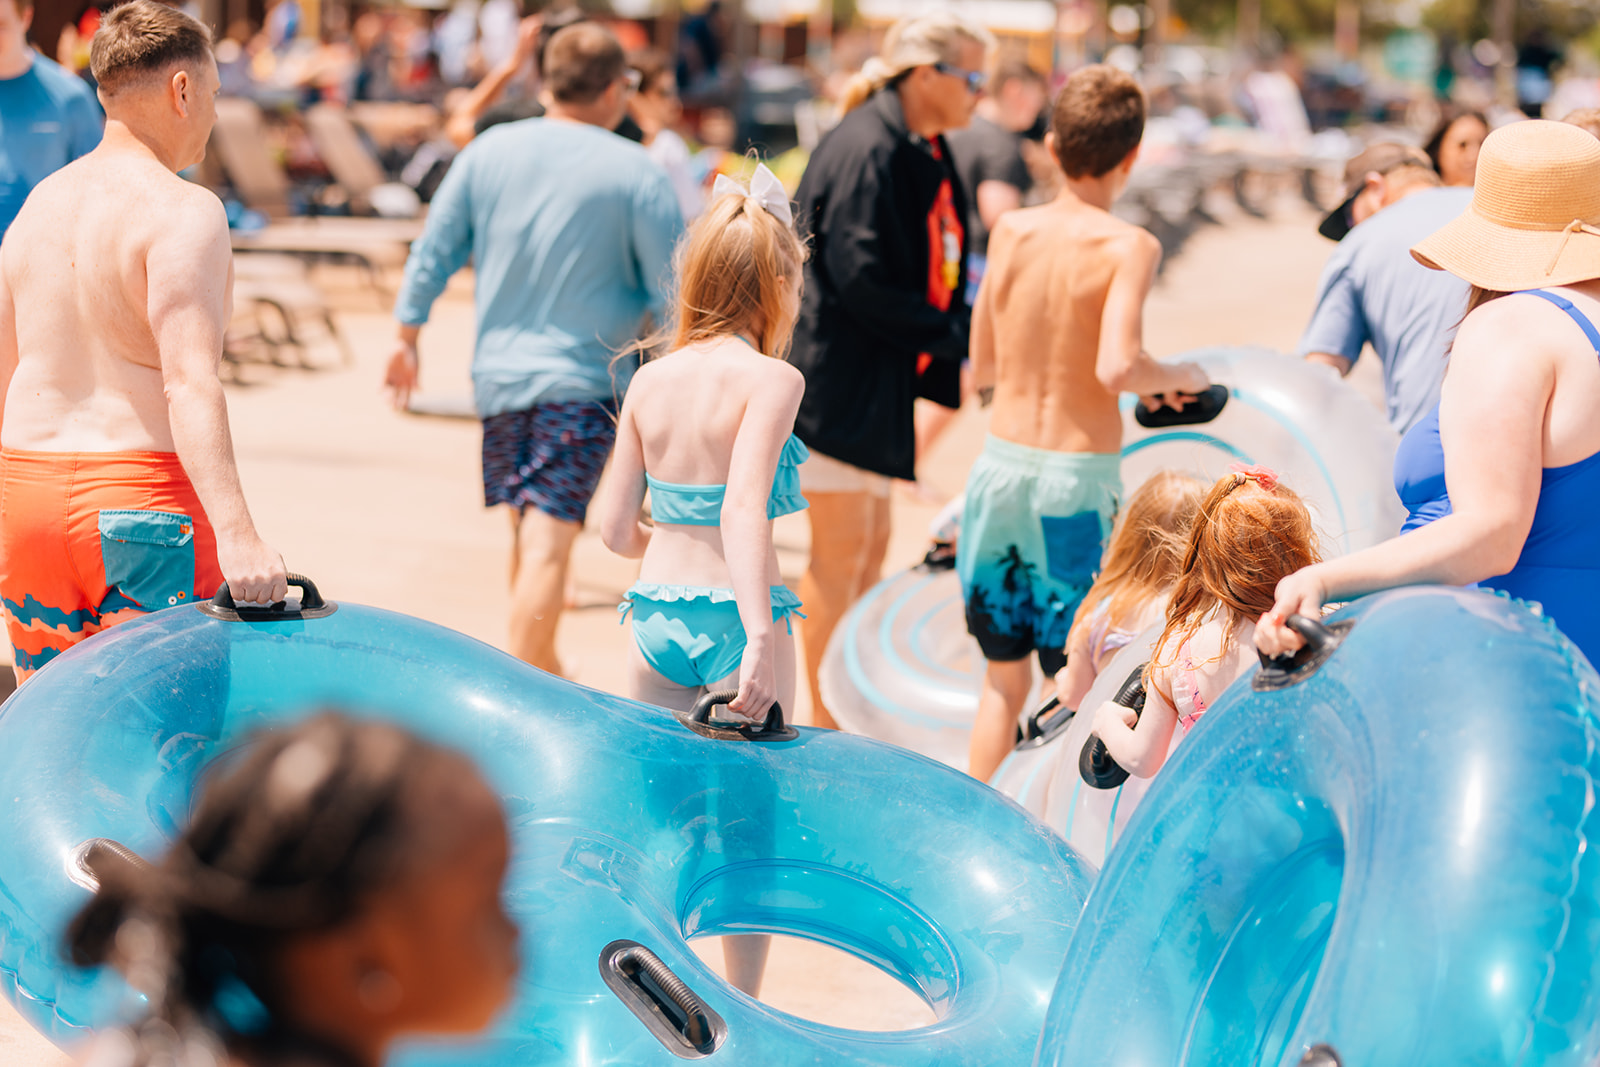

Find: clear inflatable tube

[1034,587,1600,1066]
[1121,347,1402,554]
[823,348,1402,765]
[819,565,1039,771]
[992,626,1165,867]
[0,593,1093,1067]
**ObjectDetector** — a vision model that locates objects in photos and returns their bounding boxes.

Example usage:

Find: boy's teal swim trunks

[955,437,1120,673]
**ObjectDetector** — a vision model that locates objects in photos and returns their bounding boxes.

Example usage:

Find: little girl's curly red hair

[1148,469,1322,681]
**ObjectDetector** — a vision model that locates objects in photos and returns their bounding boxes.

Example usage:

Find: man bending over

[0,0,284,680]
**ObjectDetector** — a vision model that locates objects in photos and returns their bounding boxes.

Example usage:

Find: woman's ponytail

[836,13,994,117]
[838,57,894,115]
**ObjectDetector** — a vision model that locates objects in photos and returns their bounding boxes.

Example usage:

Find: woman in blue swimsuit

[1260,121,1600,666]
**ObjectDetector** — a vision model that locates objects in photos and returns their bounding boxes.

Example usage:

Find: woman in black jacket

[791,12,993,729]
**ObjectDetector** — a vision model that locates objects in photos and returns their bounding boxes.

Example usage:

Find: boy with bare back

[959,65,1208,780]
[0,0,284,680]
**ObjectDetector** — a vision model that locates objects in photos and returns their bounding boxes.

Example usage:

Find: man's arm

[386,151,477,407]
[148,194,285,605]
[1095,230,1207,399]
[1296,252,1367,378]
[1306,351,1354,376]
[0,244,18,441]
[443,16,541,148]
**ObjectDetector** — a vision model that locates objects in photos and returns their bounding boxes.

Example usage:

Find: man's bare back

[0,7,283,638]
[1,150,231,451]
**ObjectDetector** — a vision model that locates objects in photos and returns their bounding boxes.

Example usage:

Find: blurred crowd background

[26,0,1600,235]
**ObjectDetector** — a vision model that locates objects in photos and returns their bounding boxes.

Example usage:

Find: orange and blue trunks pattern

[0,449,223,680]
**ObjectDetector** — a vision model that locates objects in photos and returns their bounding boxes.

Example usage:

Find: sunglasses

[934,62,986,94]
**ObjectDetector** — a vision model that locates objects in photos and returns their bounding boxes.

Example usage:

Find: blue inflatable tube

[1034,586,1600,1066]
[0,585,1093,1067]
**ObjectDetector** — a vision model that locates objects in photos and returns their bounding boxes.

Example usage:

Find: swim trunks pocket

[98,510,197,611]
[1040,511,1105,589]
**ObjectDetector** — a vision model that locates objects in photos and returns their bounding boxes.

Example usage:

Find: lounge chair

[227,254,352,370]
[209,98,424,293]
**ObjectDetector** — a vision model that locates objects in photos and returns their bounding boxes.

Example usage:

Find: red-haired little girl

[1091,466,1321,777]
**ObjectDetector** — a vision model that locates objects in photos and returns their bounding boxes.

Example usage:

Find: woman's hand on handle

[1256,568,1328,658]
[728,637,776,722]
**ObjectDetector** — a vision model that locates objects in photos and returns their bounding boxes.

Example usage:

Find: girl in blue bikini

[596,163,806,725]
[594,165,804,996]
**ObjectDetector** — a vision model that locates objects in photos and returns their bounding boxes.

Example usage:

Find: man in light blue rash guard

[0,0,103,239]
[1299,142,1472,434]
[385,21,682,677]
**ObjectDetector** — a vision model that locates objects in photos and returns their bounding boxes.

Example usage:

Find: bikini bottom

[619,582,804,689]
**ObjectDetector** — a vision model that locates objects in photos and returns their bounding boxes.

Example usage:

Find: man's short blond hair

[90,0,213,97]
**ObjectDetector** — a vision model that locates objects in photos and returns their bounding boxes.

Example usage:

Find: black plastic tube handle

[1079,664,1148,790]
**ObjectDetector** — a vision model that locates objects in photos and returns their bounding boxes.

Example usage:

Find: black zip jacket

[789,89,972,481]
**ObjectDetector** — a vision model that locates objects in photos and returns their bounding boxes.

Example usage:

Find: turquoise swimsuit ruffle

[646,434,810,525]
[620,582,806,689]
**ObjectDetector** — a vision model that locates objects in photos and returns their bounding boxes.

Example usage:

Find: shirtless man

[959,65,1207,781]
[0,0,284,680]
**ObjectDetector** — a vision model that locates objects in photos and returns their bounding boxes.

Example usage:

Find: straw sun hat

[1411,120,1600,292]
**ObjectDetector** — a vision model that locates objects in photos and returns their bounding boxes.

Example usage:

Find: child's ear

[1120,143,1141,175]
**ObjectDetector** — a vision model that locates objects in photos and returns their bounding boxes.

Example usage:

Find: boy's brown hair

[1050,65,1145,179]
[90,0,212,97]
[543,22,625,105]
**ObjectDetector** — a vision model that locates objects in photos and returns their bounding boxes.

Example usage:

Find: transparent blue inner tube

[1034,586,1600,1067]
[0,598,1093,1067]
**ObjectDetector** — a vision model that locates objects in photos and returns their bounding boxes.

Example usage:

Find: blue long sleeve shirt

[0,55,103,239]
[395,117,684,417]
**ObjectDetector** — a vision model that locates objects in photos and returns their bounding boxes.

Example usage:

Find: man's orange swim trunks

[0,450,224,680]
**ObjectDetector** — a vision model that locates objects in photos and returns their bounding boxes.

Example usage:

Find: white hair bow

[711,163,793,227]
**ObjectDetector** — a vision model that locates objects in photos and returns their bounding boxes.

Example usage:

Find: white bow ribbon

[711,163,793,226]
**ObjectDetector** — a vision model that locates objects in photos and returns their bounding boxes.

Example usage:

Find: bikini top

[646,434,810,526]
[1394,289,1600,541]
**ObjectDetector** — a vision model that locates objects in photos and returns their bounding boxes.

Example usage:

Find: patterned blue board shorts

[482,399,619,525]
[956,437,1121,672]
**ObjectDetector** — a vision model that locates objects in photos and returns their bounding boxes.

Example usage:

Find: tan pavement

[0,189,1379,1063]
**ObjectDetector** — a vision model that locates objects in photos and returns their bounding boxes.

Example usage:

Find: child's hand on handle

[1141,361,1211,412]
[727,640,776,723]
[1092,699,1138,734]
[1256,568,1329,658]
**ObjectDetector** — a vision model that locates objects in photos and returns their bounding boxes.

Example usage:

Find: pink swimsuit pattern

[1171,640,1207,733]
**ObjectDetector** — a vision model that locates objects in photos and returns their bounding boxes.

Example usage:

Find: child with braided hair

[1090,467,1321,778]
[68,712,518,1067]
